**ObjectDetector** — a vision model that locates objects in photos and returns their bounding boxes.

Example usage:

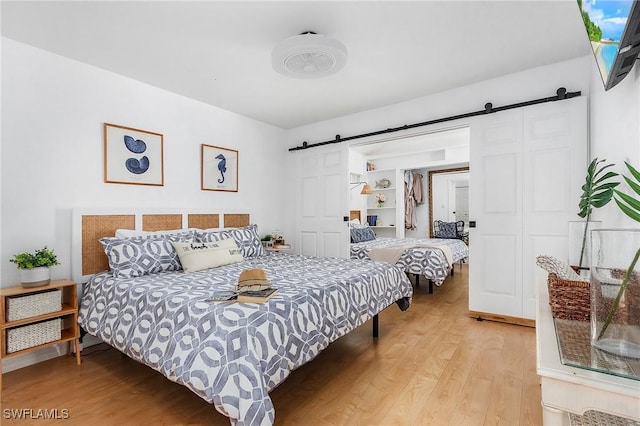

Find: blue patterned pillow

[436,222,458,239]
[196,224,265,258]
[350,226,376,243]
[100,231,194,278]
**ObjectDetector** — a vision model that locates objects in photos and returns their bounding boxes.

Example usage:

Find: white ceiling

[1,1,590,129]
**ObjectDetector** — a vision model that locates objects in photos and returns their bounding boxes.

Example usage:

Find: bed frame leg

[428,279,433,294]
[414,273,419,287]
[372,314,379,338]
[451,267,455,277]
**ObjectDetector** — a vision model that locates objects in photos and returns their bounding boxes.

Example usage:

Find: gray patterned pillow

[196,224,265,258]
[350,226,376,243]
[436,222,458,238]
[195,228,232,243]
[100,231,194,278]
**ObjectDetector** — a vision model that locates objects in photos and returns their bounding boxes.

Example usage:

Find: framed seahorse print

[104,123,164,186]
[201,144,238,192]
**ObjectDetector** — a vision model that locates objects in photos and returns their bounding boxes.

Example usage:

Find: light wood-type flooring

[1,263,542,425]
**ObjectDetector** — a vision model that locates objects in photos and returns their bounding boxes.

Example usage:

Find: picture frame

[201,144,238,192]
[104,123,164,186]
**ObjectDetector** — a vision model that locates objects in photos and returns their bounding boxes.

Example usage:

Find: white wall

[1,38,288,285]
[587,52,640,227]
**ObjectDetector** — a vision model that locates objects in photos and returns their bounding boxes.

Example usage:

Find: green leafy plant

[577,158,619,269]
[261,234,273,242]
[9,246,60,269]
[597,161,640,339]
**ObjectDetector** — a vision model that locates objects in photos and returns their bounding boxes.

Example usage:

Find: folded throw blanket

[368,242,454,268]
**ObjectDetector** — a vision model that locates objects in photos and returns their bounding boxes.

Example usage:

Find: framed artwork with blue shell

[104,123,164,186]
[201,144,238,192]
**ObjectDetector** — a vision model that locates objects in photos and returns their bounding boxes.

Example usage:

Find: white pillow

[350,221,370,230]
[535,255,583,281]
[172,238,243,273]
[115,228,197,238]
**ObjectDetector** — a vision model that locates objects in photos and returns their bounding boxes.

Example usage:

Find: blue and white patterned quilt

[350,237,469,285]
[78,252,412,425]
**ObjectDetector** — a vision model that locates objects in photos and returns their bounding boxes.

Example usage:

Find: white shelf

[365,165,399,238]
[367,168,394,174]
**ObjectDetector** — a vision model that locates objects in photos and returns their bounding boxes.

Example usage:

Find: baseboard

[468,310,535,327]
[2,335,103,374]
[2,344,66,373]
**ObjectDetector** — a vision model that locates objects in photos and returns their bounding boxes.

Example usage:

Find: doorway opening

[428,167,470,238]
[349,126,470,239]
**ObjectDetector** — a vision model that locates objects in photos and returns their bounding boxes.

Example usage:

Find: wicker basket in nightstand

[7,318,62,353]
[6,289,62,322]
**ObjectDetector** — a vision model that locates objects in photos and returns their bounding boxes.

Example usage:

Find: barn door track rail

[288,87,581,152]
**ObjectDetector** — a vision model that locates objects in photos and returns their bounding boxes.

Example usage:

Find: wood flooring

[1,264,542,425]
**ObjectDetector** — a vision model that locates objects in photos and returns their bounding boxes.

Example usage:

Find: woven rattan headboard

[72,209,250,283]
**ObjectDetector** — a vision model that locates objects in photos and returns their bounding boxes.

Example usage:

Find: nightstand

[0,279,81,388]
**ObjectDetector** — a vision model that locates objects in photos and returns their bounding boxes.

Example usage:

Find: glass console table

[554,318,640,382]
[536,281,640,425]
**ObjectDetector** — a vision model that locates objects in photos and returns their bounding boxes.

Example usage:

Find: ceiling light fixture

[271,32,347,79]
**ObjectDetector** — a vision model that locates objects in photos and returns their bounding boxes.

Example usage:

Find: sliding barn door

[293,143,350,258]
[469,108,525,320]
[469,96,587,322]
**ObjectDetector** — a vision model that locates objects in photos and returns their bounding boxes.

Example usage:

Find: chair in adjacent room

[433,220,469,274]
[433,220,468,244]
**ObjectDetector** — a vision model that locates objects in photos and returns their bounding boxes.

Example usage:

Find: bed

[73,209,413,425]
[350,232,469,292]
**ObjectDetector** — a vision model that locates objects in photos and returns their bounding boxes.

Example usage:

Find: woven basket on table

[547,273,590,322]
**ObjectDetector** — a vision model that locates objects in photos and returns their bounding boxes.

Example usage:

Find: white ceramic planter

[20,266,51,288]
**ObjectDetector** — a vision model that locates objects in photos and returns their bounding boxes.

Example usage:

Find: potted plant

[9,246,60,287]
[261,234,273,249]
[572,158,619,274]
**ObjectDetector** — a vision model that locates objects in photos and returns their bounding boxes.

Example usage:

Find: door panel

[483,153,518,214]
[294,144,349,258]
[469,109,523,318]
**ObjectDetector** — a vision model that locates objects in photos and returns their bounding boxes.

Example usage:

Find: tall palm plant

[577,158,619,269]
